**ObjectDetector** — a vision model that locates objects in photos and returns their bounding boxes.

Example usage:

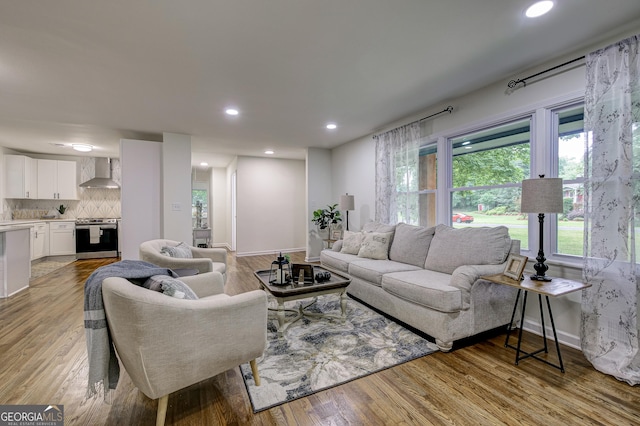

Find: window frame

[417,91,587,269]
[548,102,586,263]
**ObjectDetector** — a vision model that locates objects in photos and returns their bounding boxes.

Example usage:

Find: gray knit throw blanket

[84,260,177,400]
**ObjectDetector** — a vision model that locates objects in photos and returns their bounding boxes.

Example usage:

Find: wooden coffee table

[254,265,351,336]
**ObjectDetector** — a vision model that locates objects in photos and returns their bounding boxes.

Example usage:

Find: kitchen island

[0,225,31,298]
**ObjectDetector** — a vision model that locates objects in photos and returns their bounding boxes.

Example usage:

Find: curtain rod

[508,56,585,88]
[373,106,453,139]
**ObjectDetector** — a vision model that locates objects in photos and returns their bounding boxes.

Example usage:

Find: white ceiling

[1,1,639,168]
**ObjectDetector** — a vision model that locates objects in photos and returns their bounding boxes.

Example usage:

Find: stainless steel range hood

[79,158,120,189]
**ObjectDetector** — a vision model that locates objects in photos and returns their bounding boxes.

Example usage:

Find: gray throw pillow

[144,275,199,299]
[357,232,393,260]
[389,223,436,267]
[160,242,193,258]
[341,231,365,255]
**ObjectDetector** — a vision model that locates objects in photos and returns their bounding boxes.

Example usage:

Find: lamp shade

[521,177,564,213]
[340,194,355,211]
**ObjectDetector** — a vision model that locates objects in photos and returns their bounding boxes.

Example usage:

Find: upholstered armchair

[102,272,267,426]
[139,239,227,280]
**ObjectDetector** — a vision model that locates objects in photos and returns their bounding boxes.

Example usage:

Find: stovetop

[75,218,119,225]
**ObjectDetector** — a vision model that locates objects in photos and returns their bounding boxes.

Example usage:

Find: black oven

[75,218,119,259]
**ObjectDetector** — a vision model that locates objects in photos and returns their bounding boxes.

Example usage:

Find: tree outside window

[450,118,531,249]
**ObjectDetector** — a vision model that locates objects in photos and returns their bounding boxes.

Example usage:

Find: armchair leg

[156,395,168,426]
[250,359,261,386]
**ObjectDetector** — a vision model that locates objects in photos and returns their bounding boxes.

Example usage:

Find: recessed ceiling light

[462,141,471,146]
[200,162,209,166]
[264,150,274,155]
[225,108,239,116]
[326,123,337,130]
[525,1,554,18]
[72,144,93,152]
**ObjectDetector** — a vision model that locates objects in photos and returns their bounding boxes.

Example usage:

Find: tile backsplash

[2,157,121,220]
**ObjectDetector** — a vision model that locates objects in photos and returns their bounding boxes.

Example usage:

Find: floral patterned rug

[240,295,439,412]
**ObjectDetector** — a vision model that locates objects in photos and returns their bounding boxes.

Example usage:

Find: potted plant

[311,204,342,236]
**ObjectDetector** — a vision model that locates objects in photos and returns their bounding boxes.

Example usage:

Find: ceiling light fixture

[461,141,471,146]
[225,108,239,116]
[72,143,93,152]
[264,150,274,155]
[200,162,209,166]
[525,1,554,18]
[326,123,337,130]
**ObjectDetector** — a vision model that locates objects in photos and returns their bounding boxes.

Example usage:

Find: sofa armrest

[450,263,508,308]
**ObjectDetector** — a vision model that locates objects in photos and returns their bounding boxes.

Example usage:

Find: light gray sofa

[320,222,520,351]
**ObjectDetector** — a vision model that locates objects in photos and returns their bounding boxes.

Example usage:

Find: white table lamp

[520,175,563,281]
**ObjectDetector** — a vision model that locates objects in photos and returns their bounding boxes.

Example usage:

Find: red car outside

[452,213,474,223]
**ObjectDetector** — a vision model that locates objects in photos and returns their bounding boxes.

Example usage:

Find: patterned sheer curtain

[582,34,640,385]
[374,122,420,225]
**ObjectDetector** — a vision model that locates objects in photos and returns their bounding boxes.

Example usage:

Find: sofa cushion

[160,242,193,258]
[341,230,364,254]
[358,232,393,260]
[424,225,511,274]
[389,223,436,267]
[382,270,462,312]
[320,250,360,274]
[349,259,422,287]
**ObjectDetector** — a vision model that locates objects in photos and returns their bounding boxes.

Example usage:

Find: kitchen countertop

[0,224,33,232]
[0,219,76,226]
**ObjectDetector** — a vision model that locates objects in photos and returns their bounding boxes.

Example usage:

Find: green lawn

[452,212,639,258]
[453,212,640,257]
[453,212,583,256]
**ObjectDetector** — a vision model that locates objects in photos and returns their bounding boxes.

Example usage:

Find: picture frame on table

[330,229,342,241]
[292,264,314,284]
[503,254,528,281]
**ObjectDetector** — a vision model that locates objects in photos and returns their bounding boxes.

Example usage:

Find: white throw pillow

[357,232,393,260]
[341,231,365,255]
[160,242,193,258]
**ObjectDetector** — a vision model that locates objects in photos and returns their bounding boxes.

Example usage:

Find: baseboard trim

[522,318,581,351]
[236,247,306,258]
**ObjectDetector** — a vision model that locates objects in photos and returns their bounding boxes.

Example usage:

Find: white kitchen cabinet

[37,159,77,200]
[31,222,48,260]
[5,155,38,199]
[49,221,76,255]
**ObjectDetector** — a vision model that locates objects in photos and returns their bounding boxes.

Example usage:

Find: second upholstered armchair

[139,239,227,280]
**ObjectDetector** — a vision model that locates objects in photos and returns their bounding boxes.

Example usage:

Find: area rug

[30,258,75,280]
[239,295,439,412]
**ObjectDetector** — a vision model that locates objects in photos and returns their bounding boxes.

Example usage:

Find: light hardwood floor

[0,252,638,425]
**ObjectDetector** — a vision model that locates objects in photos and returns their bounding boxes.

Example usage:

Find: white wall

[210,167,228,247]
[120,139,162,260]
[306,148,333,260]
[331,138,375,232]
[328,29,640,350]
[236,156,305,255]
[162,133,192,243]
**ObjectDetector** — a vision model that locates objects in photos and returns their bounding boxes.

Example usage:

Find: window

[552,104,585,258]
[192,188,208,229]
[418,142,437,227]
[449,118,531,249]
